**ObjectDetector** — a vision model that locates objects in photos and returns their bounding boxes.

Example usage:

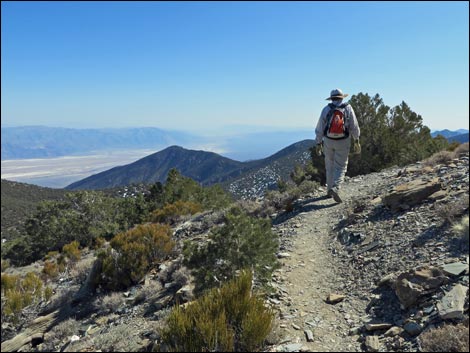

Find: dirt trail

[272,173,391,352]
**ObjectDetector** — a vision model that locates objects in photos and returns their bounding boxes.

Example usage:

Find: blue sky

[1,1,469,132]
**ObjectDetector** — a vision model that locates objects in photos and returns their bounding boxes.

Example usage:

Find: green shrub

[44,286,54,301]
[1,272,46,321]
[42,260,59,279]
[184,207,279,294]
[17,191,144,265]
[62,240,81,262]
[98,223,175,290]
[159,270,274,352]
[290,164,307,186]
[1,273,20,292]
[277,179,288,193]
[1,259,10,272]
[22,272,43,295]
[264,187,300,213]
[45,251,59,260]
[151,200,203,224]
[92,236,106,249]
[155,169,232,211]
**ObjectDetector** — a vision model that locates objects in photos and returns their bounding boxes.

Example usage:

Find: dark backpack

[324,103,350,139]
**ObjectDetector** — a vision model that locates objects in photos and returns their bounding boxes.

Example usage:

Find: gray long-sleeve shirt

[315,102,360,145]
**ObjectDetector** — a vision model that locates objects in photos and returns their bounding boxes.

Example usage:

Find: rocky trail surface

[268,154,469,352]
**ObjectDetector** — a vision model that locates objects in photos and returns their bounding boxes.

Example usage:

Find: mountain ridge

[431,128,469,139]
[65,140,316,194]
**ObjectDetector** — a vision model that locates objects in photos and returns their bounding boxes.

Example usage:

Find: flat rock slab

[437,284,468,320]
[365,323,393,331]
[441,262,468,277]
[382,177,441,211]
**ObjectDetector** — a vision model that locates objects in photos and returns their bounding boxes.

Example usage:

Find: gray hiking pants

[323,137,351,192]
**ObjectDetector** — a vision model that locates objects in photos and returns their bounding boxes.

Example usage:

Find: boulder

[437,284,468,320]
[392,267,448,308]
[382,178,441,212]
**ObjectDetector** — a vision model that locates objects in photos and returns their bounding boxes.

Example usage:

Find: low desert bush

[62,240,81,262]
[47,318,81,343]
[151,200,202,224]
[158,270,274,352]
[100,292,125,314]
[97,223,175,291]
[434,196,469,224]
[453,142,469,155]
[42,260,60,279]
[1,272,46,321]
[419,323,469,352]
[422,150,455,167]
[1,259,11,271]
[264,189,300,213]
[453,215,469,247]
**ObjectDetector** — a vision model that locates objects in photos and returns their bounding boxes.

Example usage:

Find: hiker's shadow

[272,195,338,225]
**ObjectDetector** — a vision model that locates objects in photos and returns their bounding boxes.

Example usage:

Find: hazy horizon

[2,123,469,135]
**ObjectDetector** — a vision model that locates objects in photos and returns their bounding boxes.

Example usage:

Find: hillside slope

[66,140,316,195]
[2,151,468,353]
[1,179,67,240]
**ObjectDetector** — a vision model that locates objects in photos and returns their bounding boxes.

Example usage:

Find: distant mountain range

[431,129,469,142]
[66,140,316,197]
[1,126,314,162]
[1,126,200,160]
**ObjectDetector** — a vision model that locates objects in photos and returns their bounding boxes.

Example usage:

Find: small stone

[384,326,404,337]
[304,329,314,342]
[378,273,395,287]
[365,323,393,331]
[404,321,422,336]
[349,327,361,336]
[70,335,80,342]
[364,335,380,352]
[326,293,345,304]
[279,343,303,352]
[292,323,301,330]
[278,252,291,259]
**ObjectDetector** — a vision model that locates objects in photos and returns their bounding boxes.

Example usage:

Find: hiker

[314,88,361,203]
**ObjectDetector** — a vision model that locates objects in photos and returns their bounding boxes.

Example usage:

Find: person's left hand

[353,139,361,155]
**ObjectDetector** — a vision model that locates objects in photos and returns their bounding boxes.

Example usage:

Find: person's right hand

[316,143,323,156]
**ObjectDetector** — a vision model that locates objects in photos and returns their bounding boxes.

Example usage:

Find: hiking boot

[327,189,333,198]
[330,189,343,203]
